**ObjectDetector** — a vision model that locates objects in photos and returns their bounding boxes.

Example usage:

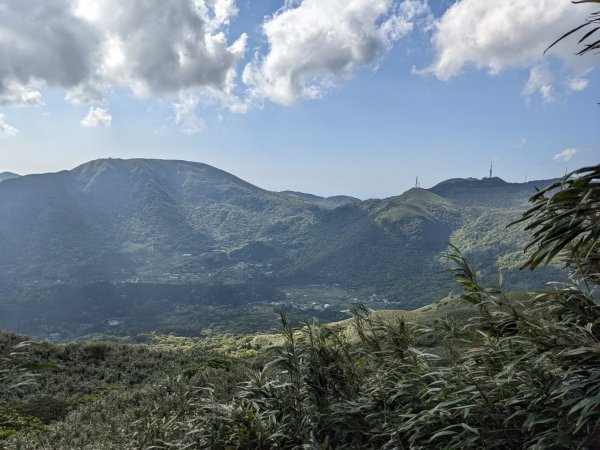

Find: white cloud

[399,0,430,22]
[173,92,206,135]
[83,1,246,97]
[0,0,246,118]
[0,81,43,106]
[0,1,102,98]
[522,64,554,103]
[243,0,428,105]
[423,0,597,81]
[553,147,580,163]
[81,107,112,128]
[568,77,589,92]
[0,113,19,138]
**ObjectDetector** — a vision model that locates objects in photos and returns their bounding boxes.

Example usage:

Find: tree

[546,1,600,55]
[516,165,600,283]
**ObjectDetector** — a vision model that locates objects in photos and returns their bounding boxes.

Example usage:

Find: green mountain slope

[280,190,360,209]
[281,188,460,297]
[429,176,558,207]
[0,159,319,291]
[0,158,564,339]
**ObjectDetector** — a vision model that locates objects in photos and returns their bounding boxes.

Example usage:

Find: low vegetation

[1,165,598,448]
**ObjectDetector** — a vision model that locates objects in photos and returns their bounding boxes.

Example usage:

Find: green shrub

[10,396,71,424]
[0,408,49,441]
[83,343,111,362]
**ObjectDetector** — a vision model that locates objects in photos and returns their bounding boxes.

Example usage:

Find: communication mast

[415,176,420,188]
[489,161,493,178]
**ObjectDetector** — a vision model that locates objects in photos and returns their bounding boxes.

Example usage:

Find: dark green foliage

[9,396,71,424]
[0,341,40,393]
[0,409,49,441]
[83,342,111,362]
[0,281,286,338]
[516,165,600,279]
[0,329,250,448]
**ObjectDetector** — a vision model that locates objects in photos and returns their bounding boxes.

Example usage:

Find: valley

[0,158,564,341]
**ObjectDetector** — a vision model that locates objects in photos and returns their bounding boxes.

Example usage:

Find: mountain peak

[0,172,20,182]
[280,190,360,209]
[69,158,267,195]
[429,176,555,207]
[430,176,508,189]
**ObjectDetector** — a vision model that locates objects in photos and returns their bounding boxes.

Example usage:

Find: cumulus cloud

[0,113,19,138]
[0,0,247,124]
[553,148,580,163]
[0,1,102,98]
[0,81,43,107]
[568,77,589,92]
[521,64,555,103]
[81,107,112,128]
[173,92,207,135]
[423,0,597,81]
[243,0,427,105]
[74,0,246,97]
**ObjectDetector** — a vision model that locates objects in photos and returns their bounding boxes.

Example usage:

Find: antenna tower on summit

[415,176,420,188]
[489,161,493,178]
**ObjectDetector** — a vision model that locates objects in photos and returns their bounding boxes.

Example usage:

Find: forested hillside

[0,158,563,339]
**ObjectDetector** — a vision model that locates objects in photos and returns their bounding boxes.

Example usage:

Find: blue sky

[0,0,598,198]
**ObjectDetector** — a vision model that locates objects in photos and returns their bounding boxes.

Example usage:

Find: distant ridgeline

[0,159,563,339]
[0,172,20,182]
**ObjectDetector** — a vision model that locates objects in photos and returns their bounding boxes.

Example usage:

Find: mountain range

[0,158,563,338]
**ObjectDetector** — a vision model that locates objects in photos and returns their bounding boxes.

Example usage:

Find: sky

[0,0,598,199]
